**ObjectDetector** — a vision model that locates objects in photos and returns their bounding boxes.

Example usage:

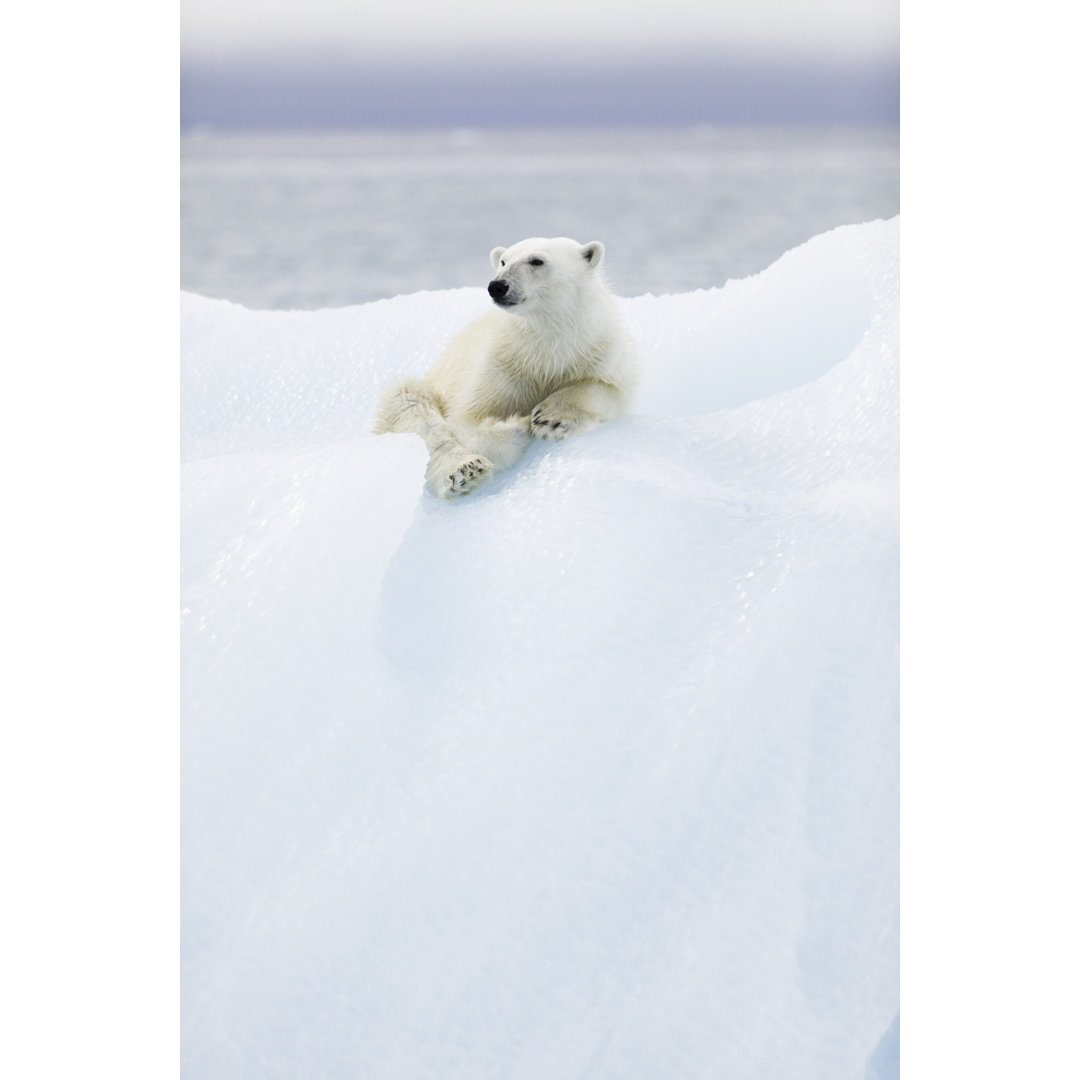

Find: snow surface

[181,218,899,1079]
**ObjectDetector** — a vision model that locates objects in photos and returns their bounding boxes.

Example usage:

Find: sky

[182,0,898,62]
[180,0,900,127]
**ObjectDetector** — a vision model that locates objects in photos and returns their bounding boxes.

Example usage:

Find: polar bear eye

[529,258,544,267]
[500,260,505,267]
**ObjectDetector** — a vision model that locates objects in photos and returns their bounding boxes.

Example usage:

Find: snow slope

[181,218,899,1079]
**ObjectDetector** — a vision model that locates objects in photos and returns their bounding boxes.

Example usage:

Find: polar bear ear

[581,241,604,268]
[490,247,507,270]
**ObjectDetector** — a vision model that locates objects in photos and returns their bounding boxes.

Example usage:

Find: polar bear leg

[425,416,531,498]
[531,380,630,441]
[373,378,488,497]
[375,379,534,498]
[372,377,455,448]
[457,415,533,470]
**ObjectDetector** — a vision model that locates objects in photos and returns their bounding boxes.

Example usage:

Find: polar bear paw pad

[531,406,582,441]
[436,455,495,498]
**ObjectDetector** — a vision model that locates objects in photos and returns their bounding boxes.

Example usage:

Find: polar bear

[373,236,638,498]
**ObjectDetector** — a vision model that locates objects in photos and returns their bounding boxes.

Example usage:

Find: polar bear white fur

[373,237,638,498]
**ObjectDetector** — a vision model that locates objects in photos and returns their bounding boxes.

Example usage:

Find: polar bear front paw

[427,447,495,499]
[531,404,588,441]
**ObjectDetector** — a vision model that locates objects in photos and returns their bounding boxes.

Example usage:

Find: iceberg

[181,218,899,1079]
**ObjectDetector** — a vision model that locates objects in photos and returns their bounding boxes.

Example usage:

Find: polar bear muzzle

[488,279,520,307]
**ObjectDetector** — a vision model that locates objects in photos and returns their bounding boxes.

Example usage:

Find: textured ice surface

[181,219,899,1079]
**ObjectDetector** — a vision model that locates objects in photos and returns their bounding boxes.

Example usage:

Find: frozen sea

[180,126,899,309]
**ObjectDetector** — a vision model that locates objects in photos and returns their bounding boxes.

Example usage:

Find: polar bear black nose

[488,279,509,300]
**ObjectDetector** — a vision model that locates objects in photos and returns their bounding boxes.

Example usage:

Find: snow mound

[181,219,899,1079]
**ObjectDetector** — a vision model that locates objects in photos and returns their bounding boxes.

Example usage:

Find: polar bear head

[487,237,606,315]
